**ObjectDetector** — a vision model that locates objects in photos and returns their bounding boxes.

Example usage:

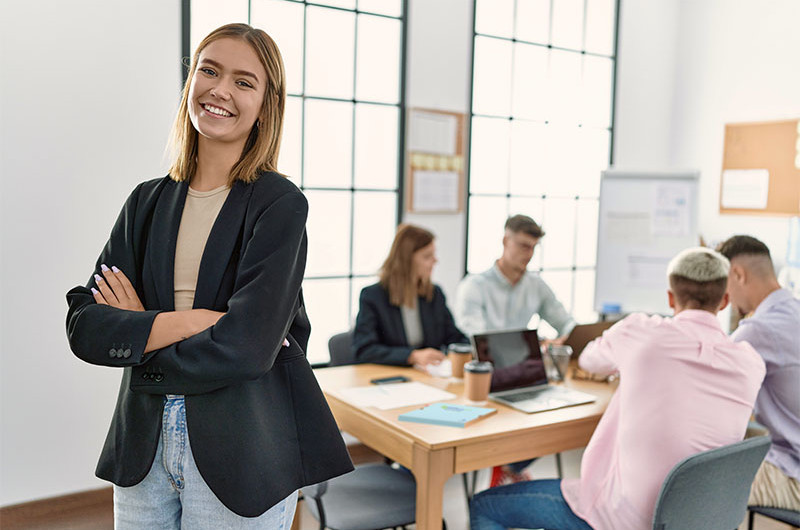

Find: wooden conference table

[312,364,616,530]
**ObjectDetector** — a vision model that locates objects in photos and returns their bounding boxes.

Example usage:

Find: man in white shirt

[455,214,576,486]
[455,214,576,339]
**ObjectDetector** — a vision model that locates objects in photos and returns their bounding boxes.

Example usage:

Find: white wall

[669,0,800,266]
[403,0,474,301]
[0,0,180,506]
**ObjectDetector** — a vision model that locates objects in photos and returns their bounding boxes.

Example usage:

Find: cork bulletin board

[719,119,800,216]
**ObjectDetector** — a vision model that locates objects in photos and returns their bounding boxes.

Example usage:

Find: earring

[255,119,260,128]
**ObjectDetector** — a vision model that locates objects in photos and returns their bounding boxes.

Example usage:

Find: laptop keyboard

[501,388,550,403]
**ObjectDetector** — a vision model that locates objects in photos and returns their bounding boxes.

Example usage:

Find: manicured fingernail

[94,274,104,283]
[111,266,120,273]
[100,264,110,272]
[91,287,99,295]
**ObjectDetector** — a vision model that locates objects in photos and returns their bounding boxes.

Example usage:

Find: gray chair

[747,506,800,529]
[300,463,418,530]
[329,330,356,366]
[652,435,771,530]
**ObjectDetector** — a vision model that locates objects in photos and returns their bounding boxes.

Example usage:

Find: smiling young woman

[65,23,352,529]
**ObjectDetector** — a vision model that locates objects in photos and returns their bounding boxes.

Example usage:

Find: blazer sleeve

[435,287,469,345]
[130,190,309,395]
[352,287,413,366]
[66,182,163,367]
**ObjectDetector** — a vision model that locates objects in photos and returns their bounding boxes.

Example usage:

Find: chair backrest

[328,330,355,366]
[652,435,771,530]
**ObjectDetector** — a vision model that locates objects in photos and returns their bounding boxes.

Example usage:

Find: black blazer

[352,283,468,365]
[66,173,352,517]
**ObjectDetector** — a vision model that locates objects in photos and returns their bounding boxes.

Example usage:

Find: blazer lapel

[148,179,188,311]
[193,180,252,309]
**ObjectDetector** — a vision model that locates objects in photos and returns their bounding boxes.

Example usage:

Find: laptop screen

[472,329,547,392]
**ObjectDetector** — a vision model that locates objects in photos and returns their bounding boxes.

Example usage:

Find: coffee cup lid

[448,343,472,354]
[464,360,493,373]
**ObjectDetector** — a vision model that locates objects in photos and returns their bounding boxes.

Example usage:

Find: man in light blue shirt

[455,214,576,339]
[719,235,800,510]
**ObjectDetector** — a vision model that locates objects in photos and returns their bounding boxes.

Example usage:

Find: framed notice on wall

[720,119,800,216]
[405,108,466,214]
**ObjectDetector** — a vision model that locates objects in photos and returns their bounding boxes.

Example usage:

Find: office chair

[300,463,419,530]
[328,330,356,366]
[747,506,800,529]
[651,435,771,530]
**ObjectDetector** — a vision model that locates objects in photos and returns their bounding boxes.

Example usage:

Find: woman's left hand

[91,264,145,311]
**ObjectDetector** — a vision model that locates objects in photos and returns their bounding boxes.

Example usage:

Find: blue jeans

[470,479,592,530]
[114,395,297,529]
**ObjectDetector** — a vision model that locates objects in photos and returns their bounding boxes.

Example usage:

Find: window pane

[573,269,598,322]
[305,190,352,276]
[512,43,549,120]
[472,36,513,117]
[251,0,304,95]
[356,15,401,103]
[540,269,574,316]
[547,49,582,125]
[352,191,396,275]
[508,196,544,270]
[358,0,403,17]
[354,104,399,189]
[303,99,353,188]
[575,199,599,267]
[551,0,584,51]
[575,128,609,197]
[303,278,350,364]
[469,117,510,195]
[515,0,550,44]
[313,0,355,10]
[190,0,248,52]
[475,0,514,38]
[467,196,509,273]
[305,6,355,99]
[509,120,548,196]
[537,125,583,196]
[280,96,302,185]
[540,198,576,268]
[585,0,616,56]
[580,55,613,129]
[351,275,379,324]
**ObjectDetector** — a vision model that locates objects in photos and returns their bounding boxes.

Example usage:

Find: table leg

[412,445,455,530]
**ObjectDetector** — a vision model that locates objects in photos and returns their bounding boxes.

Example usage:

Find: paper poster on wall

[408,111,458,156]
[720,169,770,209]
[605,211,651,244]
[412,170,459,212]
[627,255,670,288]
[653,183,691,236]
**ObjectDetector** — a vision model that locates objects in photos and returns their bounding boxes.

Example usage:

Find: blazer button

[154,374,164,382]
[142,372,149,380]
[123,349,132,358]
[109,348,117,358]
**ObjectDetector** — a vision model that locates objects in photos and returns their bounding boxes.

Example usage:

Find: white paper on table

[653,183,691,236]
[408,110,458,155]
[721,169,769,209]
[338,382,456,410]
[413,170,459,212]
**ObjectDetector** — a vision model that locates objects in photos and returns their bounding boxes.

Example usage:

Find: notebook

[398,403,497,427]
[471,328,596,414]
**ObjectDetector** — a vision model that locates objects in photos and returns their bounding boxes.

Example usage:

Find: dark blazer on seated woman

[353,282,468,365]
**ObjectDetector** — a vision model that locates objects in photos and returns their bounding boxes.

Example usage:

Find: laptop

[564,320,619,356]
[471,328,596,414]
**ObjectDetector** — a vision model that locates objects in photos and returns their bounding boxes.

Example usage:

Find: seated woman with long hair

[353,224,467,366]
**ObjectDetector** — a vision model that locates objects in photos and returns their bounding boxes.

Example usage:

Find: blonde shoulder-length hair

[379,224,435,308]
[169,23,287,184]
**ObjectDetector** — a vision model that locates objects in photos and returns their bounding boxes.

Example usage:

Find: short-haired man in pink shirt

[469,247,765,530]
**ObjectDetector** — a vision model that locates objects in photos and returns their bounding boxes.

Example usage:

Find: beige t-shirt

[173,184,231,311]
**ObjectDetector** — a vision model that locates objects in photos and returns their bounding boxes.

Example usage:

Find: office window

[189,0,405,363]
[467,0,618,330]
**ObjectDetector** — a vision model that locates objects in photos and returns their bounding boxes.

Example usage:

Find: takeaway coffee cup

[464,360,493,404]
[447,343,473,379]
